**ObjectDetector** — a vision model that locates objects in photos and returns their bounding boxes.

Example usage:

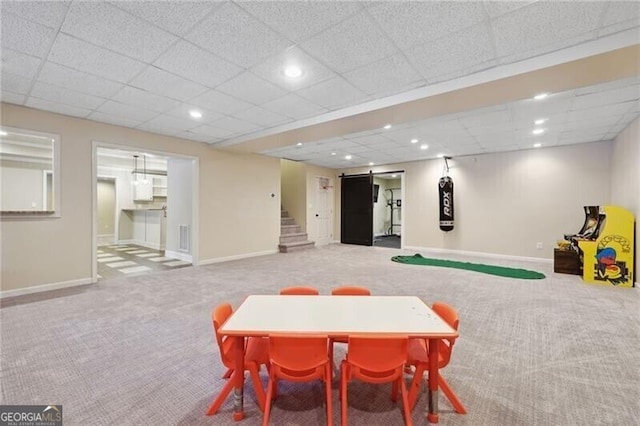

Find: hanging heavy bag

[438,176,454,231]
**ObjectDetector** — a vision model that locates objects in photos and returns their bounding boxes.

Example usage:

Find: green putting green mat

[391,253,546,279]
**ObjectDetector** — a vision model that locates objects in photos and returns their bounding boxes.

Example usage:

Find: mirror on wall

[0,127,60,215]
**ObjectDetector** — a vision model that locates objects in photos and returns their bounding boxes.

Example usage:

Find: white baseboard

[402,245,553,264]
[165,250,192,263]
[0,277,94,299]
[126,239,164,251]
[199,249,278,266]
[117,239,134,245]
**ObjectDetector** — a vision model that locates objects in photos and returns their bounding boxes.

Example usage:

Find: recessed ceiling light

[0,130,7,136]
[437,153,445,158]
[369,162,374,166]
[383,124,392,130]
[532,128,545,135]
[345,155,352,160]
[331,152,336,156]
[411,138,418,144]
[420,144,429,150]
[534,118,546,125]
[534,143,542,148]
[296,142,302,146]
[533,93,549,100]
[284,65,302,78]
[391,174,397,178]
[189,110,202,119]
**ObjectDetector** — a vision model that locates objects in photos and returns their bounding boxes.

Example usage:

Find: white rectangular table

[219,295,457,423]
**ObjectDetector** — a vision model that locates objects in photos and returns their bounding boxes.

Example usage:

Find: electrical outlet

[536,242,543,249]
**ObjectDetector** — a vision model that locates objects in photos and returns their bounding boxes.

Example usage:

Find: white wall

[610,117,639,280]
[0,163,45,210]
[340,141,612,259]
[166,157,193,259]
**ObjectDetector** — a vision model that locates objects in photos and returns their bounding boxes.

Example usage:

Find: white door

[315,177,334,245]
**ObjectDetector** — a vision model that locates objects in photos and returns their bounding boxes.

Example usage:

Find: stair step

[279,240,315,253]
[281,210,288,218]
[280,232,309,244]
[281,224,301,234]
[281,217,296,225]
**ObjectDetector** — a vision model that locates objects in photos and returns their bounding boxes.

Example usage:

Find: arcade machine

[555,206,635,287]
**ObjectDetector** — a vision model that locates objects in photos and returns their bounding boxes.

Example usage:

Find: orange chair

[206,303,269,415]
[263,335,333,426]
[329,286,371,370]
[331,286,371,296]
[279,286,319,295]
[406,302,466,414]
[340,336,412,426]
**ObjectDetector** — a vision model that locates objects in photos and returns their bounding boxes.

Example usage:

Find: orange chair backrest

[432,302,459,367]
[279,286,319,295]
[331,286,371,296]
[346,336,408,383]
[212,303,234,368]
[269,335,328,381]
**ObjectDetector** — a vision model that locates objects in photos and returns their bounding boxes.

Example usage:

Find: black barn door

[341,174,373,246]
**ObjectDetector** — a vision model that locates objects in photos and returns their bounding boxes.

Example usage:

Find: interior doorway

[315,176,334,245]
[373,173,403,249]
[93,145,197,281]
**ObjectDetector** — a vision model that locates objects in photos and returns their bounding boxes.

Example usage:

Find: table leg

[231,336,245,421]
[427,338,439,423]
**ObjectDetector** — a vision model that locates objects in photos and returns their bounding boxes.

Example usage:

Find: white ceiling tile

[571,86,640,111]
[405,22,496,83]
[1,13,56,58]
[216,72,288,106]
[0,91,26,105]
[112,1,218,36]
[483,1,535,18]
[261,94,328,120]
[189,124,236,140]
[175,130,222,144]
[343,53,424,97]
[239,1,362,43]
[492,2,605,61]
[1,49,42,79]
[137,114,199,135]
[300,13,397,73]
[37,62,125,98]
[574,76,640,95]
[185,2,291,68]
[1,1,70,28]
[48,34,146,83]
[153,41,242,88]
[601,1,640,28]
[250,46,337,91]
[164,104,223,124]
[209,116,260,134]
[296,77,368,110]
[1,73,33,95]
[26,97,92,118]
[111,86,181,114]
[87,111,146,129]
[368,1,487,50]
[62,2,178,63]
[567,101,637,122]
[97,100,159,122]
[189,90,253,116]
[233,106,292,127]
[30,82,107,110]
[129,66,209,102]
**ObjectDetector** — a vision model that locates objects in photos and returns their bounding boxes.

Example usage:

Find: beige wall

[280,159,307,232]
[610,117,639,279]
[340,141,612,259]
[0,103,280,292]
[96,179,115,236]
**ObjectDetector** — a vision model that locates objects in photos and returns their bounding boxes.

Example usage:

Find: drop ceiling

[1,1,638,169]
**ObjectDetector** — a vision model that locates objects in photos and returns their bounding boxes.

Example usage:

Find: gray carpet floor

[1,244,638,425]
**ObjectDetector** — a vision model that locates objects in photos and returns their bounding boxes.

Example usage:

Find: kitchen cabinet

[126,209,166,250]
[132,180,153,201]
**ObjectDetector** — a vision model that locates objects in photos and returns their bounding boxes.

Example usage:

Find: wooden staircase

[279,209,315,253]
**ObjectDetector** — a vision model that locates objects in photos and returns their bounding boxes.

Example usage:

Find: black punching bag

[438,176,454,231]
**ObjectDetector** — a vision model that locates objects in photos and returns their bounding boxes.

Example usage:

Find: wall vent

[179,225,190,253]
